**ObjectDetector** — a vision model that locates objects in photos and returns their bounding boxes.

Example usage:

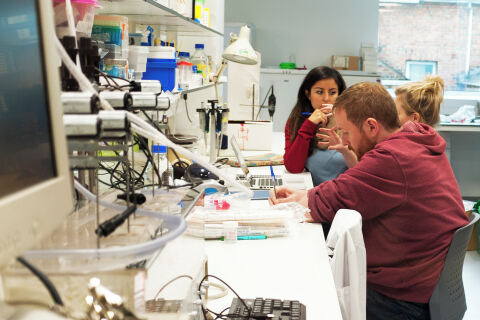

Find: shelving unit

[98,0,223,37]
[436,123,480,132]
[173,81,225,95]
[97,0,225,134]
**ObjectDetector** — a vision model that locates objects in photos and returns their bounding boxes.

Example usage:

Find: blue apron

[305,149,348,186]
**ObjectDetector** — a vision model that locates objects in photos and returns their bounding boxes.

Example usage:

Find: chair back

[429,211,479,320]
[326,209,366,320]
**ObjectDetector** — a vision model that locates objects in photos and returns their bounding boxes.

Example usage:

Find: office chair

[429,211,479,320]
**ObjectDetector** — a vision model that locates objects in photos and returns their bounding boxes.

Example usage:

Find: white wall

[225,0,379,68]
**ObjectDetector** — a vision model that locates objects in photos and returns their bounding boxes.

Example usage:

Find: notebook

[231,137,284,190]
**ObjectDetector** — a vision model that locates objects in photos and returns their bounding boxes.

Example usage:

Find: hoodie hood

[386,121,446,155]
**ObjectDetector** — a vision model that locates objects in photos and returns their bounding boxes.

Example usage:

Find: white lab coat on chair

[326,209,366,320]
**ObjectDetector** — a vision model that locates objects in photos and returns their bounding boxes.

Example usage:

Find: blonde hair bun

[423,75,444,94]
[395,75,445,126]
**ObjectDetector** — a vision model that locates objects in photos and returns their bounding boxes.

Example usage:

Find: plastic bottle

[191,66,203,87]
[145,145,171,187]
[191,43,209,84]
[177,51,193,89]
[194,0,204,23]
[162,158,174,187]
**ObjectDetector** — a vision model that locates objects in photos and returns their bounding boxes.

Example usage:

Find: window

[379,0,480,92]
[405,60,437,81]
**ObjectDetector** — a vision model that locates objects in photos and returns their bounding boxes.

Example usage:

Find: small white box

[360,47,378,60]
[362,60,378,72]
[227,121,273,151]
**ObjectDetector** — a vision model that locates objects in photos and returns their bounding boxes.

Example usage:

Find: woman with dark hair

[284,66,355,186]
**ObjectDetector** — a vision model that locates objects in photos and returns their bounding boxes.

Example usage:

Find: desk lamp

[207,25,258,163]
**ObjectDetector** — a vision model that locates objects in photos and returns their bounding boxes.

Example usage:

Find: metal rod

[96,169,100,249]
[132,138,136,219]
[125,136,130,233]
[252,83,255,120]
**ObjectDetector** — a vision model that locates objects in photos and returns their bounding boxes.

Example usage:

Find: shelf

[436,123,480,132]
[98,0,223,37]
[173,81,224,95]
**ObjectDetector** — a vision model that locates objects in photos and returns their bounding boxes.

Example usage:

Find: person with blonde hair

[321,75,445,168]
[395,75,444,126]
[270,82,467,319]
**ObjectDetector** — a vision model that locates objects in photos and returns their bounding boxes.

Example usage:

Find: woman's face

[306,78,339,109]
[395,95,417,125]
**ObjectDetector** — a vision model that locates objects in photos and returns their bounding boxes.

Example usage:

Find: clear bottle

[191,43,209,83]
[177,51,193,89]
[145,144,170,187]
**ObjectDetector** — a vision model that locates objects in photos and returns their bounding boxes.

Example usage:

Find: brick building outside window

[379,0,480,91]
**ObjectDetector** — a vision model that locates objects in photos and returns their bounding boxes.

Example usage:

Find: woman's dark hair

[287,66,346,144]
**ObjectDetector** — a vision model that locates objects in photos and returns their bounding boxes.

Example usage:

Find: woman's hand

[308,104,333,127]
[319,104,333,115]
[308,109,328,126]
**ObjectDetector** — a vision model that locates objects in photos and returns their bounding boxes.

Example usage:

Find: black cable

[198,274,251,320]
[94,66,128,89]
[135,136,162,187]
[183,94,193,123]
[255,85,273,120]
[95,204,137,237]
[100,138,162,190]
[214,307,231,320]
[141,111,188,171]
[16,256,64,306]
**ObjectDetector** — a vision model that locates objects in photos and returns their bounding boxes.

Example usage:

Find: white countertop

[205,221,342,319]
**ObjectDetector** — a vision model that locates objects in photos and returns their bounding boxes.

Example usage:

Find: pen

[220,235,267,240]
[301,112,312,116]
[270,165,277,200]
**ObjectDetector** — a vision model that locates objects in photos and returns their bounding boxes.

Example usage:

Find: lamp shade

[222,25,258,65]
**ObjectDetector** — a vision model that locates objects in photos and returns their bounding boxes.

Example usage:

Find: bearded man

[270,82,468,319]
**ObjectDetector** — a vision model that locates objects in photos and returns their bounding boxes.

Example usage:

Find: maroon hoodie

[308,121,468,303]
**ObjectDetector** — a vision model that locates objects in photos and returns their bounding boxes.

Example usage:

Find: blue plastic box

[142,58,177,91]
[92,25,122,45]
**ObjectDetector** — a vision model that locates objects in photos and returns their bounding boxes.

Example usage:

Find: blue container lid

[178,51,190,58]
[151,145,167,154]
[195,43,204,49]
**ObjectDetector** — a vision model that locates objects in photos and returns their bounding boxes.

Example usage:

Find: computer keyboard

[251,175,284,189]
[228,297,306,320]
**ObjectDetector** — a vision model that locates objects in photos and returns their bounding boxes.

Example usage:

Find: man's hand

[268,186,308,208]
[317,127,358,168]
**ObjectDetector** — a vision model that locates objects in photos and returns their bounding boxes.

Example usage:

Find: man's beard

[352,132,376,160]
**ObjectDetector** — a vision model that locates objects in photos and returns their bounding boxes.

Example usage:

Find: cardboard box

[331,55,360,71]
[362,60,378,73]
[227,121,272,151]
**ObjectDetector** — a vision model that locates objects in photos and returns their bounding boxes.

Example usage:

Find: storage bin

[128,46,149,73]
[148,46,176,59]
[104,44,122,59]
[142,58,177,91]
[103,58,128,79]
[53,0,100,38]
[92,25,122,45]
[93,15,128,48]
